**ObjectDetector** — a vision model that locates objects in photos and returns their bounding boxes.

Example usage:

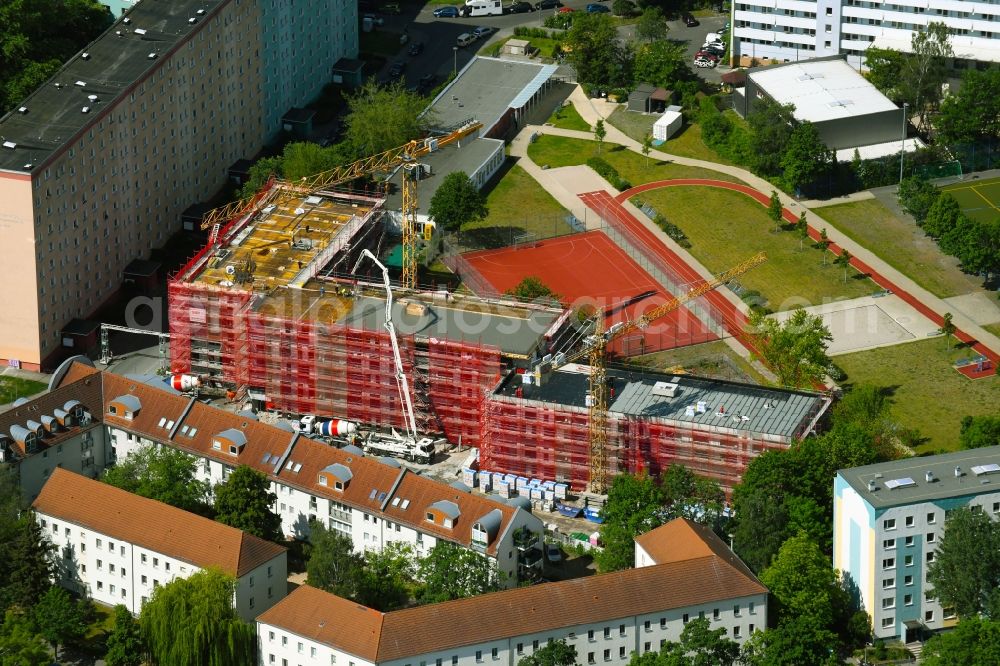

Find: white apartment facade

[731,0,1000,68]
[834,446,1000,642]
[256,519,768,666]
[33,468,287,621]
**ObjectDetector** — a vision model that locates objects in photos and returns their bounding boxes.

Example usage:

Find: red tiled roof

[55,361,100,389]
[0,373,103,457]
[33,469,285,576]
[634,518,759,582]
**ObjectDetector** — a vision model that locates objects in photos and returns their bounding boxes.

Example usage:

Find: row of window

[882,532,935,549]
[882,551,935,570]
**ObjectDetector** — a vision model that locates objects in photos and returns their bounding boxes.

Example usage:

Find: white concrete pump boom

[352,249,420,441]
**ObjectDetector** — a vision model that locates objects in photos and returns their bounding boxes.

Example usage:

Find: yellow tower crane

[200,121,484,289]
[537,251,767,493]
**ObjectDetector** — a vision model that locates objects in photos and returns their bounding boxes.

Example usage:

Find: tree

[0,611,49,666]
[611,0,635,17]
[636,7,668,42]
[104,605,144,666]
[564,14,630,89]
[747,308,832,388]
[0,0,113,114]
[766,190,783,233]
[631,41,688,90]
[796,212,809,251]
[505,276,559,302]
[936,68,1000,144]
[33,587,87,658]
[642,133,653,168]
[781,122,832,194]
[417,542,502,604]
[921,617,1000,666]
[655,617,739,666]
[926,507,1000,618]
[922,192,961,238]
[747,98,796,177]
[940,216,1000,278]
[140,569,256,665]
[959,415,1000,450]
[3,513,55,611]
[594,119,607,154]
[897,175,940,225]
[940,312,956,348]
[740,614,840,666]
[863,47,910,102]
[427,171,489,233]
[213,465,283,542]
[905,22,953,132]
[102,443,210,514]
[344,79,433,156]
[835,249,852,283]
[817,227,830,264]
[355,543,415,611]
[306,521,365,599]
[518,639,577,666]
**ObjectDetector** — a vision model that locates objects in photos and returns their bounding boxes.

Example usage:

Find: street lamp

[899,102,909,185]
[453,46,458,74]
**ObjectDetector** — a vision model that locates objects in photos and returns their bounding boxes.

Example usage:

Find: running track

[594,179,999,378]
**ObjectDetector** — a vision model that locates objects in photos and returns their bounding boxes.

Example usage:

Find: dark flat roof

[385,137,503,212]
[0,0,226,173]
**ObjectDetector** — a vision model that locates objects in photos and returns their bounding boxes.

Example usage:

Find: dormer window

[426,512,434,522]
[108,405,117,415]
[319,475,328,487]
[319,464,352,492]
[212,440,221,450]
[334,481,345,491]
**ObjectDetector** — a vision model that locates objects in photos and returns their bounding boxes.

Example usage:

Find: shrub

[653,213,690,248]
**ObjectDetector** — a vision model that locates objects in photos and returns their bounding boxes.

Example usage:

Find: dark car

[408,41,424,55]
[702,44,725,55]
[433,5,460,16]
[388,61,406,78]
[586,3,610,11]
[683,13,699,26]
[534,0,563,7]
[507,1,534,12]
[695,50,720,62]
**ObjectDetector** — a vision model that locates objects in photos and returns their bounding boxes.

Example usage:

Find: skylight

[884,477,916,490]
[972,464,1000,476]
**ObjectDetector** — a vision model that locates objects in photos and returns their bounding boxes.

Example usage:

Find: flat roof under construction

[495,365,828,439]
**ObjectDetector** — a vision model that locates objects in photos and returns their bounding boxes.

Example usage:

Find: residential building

[733,56,925,161]
[0,0,357,372]
[834,447,1000,642]
[255,518,767,666]
[33,468,287,620]
[3,362,545,586]
[731,0,1000,69]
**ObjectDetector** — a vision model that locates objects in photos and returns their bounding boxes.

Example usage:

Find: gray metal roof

[112,394,142,414]
[385,137,503,213]
[124,374,181,395]
[427,57,555,135]
[428,499,461,519]
[342,444,365,456]
[216,428,248,447]
[474,508,503,540]
[449,480,472,493]
[838,446,1000,510]
[495,367,827,440]
[0,0,225,173]
[506,496,532,512]
[322,463,354,484]
[63,400,82,412]
[9,425,31,442]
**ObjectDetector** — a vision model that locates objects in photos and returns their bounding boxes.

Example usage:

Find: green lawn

[526,134,742,185]
[606,107,736,166]
[0,376,48,406]
[941,176,1000,225]
[984,322,1000,339]
[817,199,979,299]
[635,187,875,310]
[460,163,573,248]
[631,339,768,384]
[835,338,1000,454]
[548,103,591,132]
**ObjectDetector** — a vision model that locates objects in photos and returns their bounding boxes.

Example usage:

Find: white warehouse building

[256,519,768,666]
[33,468,288,621]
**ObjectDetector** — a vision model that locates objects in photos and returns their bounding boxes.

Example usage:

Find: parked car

[702,45,725,56]
[433,5,460,16]
[683,13,699,26]
[557,5,575,11]
[693,57,716,68]
[546,543,563,563]
[408,41,424,55]
[388,61,406,78]
[456,32,476,46]
[507,1,534,12]
[695,50,720,62]
[703,40,725,50]
[535,0,563,8]
[472,25,497,38]
[586,3,610,11]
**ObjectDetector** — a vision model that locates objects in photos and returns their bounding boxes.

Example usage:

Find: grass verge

[526,134,741,185]
[0,376,48,406]
[835,338,999,454]
[606,108,735,166]
[983,322,1000,339]
[635,187,875,310]
[817,199,979,299]
[548,103,591,131]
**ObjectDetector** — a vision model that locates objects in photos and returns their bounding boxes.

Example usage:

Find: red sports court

[460,230,717,355]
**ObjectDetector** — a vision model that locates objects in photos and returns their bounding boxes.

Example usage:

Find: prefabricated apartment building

[169,177,830,492]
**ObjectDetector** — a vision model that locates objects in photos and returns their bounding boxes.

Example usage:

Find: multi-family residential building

[33,467,288,620]
[731,0,1000,68]
[255,518,768,666]
[3,361,545,586]
[0,0,357,372]
[834,446,1000,642]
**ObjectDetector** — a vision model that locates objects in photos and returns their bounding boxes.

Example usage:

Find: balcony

[519,547,543,571]
[513,527,539,551]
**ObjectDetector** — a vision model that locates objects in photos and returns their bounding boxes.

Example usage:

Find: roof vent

[81,106,90,113]
[196,8,205,14]
[122,16,131,23]
[81,52,90,60]
[188,17,197,23]
[925,471,936,483]
[87,94,98,102]
[652,381,678,398]
[54,82,63,88]
[2,141,16,150]
[134,28,147,35]
[867,479,877,492]
[955,466,962,478]
[23,163,33,169]
[972,463,1000,476]
[75,80,86,87]
[147,52,157,59]
[17,106,27,114]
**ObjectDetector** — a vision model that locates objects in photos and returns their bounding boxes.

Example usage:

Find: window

[882,617,894,628]
[927,532,935,543]
[604,628,610,639]
[883,519,896,531]
[109,564,115,573]
[588,653,595,665]
[643,620,650,632]
[927,552,936,563]
[733,626,741,638]
[533,641,539,651]
[927,512,936,524]
[96,539,102,548]
[97,581,103,591]
[883,578,895,590]
[905,594,913,606]
[438,659,443,666]
[905,516,914,527]
[476,651,483,663]
[925,610,935,622]
[153,557,159,568]
[269,631,274,642]
[141,554,147,564]
[644,642,651,653]
[588,630,595,642]
[453,658,458,666]
[883,558,895,570]
[603,649,610,662]
[882,598,895,609]
[619,647,626,659]
[619,624,626,637]
[905,575,913,586]
[492,648,498,661]
[904,555,913,566]
[659,617,666,628]
[749,602,756,615]
[97,559,103,570]
[682,613,689,624]
[883,538,895,549]
[142,575,147,585]
[517,644,523,655]
[905,536,914,547]
[713,609,720,621]
[734,604,742,617]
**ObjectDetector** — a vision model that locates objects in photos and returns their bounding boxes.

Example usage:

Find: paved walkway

[516,88,1000,374]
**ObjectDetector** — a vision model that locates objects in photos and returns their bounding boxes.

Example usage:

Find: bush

[653,213,690,248]
[586,156,631,191]
[612,0,636,16]
[544,13,574,29]
[513,26,556,39]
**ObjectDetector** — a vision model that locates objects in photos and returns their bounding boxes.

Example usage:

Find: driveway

[666,13,730,84]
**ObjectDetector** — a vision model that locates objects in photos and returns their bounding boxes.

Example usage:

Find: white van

[456,33,476,47]
[461,0,503,16]
[705,32,722,43]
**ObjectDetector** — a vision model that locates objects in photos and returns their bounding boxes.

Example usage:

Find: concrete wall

[0,172,41,368]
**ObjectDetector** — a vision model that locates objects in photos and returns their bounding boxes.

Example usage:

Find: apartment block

[3,362,545,586]
[0,0,357,372]
[33,468,287,620]
[255,519,767,666]
[731,0,1000,68]
[834,447,1000,642]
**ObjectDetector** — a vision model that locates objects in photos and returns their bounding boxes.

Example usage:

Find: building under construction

[168,184,569,448]
[481,364,831,493]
